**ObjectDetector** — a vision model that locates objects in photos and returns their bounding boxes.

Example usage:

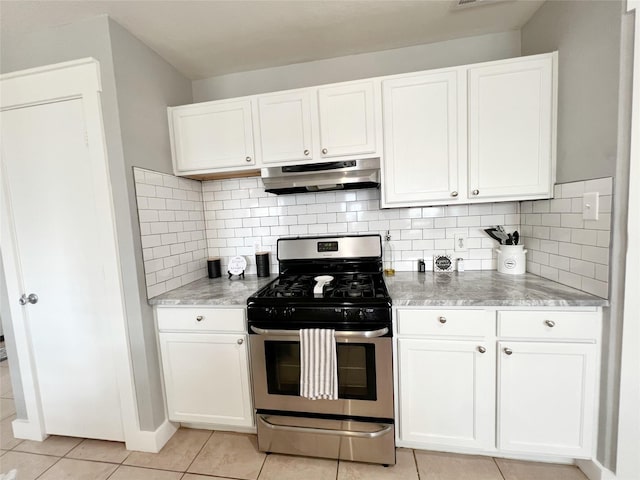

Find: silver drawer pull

[237,338,244,345]
[504,347,513,355]
[477,346,486,354]
[544,320,556,328]
[250,326,388,338]
[258,415,392,439]
[196,315,204,322]
[438,316,447,324]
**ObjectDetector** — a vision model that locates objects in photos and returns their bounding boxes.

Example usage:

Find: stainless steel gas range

[247,234,395,466]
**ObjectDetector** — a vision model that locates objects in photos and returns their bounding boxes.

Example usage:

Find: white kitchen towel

[299,328,338,400]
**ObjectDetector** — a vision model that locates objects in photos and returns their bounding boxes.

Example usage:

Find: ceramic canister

[496,245,527,275]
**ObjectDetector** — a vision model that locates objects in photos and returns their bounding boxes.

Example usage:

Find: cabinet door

[468,55,555,200]
[317,81,378,158]
[169,99,256,173]
[398,339,494,450]
[159,332,253,427]
[257,91,314,164]
[382,71,461,207]
[498,341,596,458]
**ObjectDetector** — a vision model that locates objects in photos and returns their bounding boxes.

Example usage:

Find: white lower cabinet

[156,307,254,428]
[396,307,601,460]
[497,341,596,458]
[398,338,494,449]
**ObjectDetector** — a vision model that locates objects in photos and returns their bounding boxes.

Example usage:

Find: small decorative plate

[228,256,247,278]
[433,255,453,272]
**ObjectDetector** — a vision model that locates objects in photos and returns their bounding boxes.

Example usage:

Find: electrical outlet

[454,234,468,252]
[582,192,599,221]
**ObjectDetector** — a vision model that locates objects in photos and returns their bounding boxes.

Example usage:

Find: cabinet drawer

[157,307,245,333]
[498,311,600,340]
[396,309,494,337]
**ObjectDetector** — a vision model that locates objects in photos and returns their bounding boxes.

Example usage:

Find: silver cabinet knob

[477,346,486,354]
[304,149,310,156]
[245,156,252,163]
[472,189,480,195]
[321,148,328,154]
[196,315,204,322]
[19,293,38,305]
[544,320,556,328]
[451,191,458,197]
[504,347,513,355]
[438,316,447,324]
[237,338,244,345]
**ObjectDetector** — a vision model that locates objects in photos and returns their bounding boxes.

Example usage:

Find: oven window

[264,341,377,400]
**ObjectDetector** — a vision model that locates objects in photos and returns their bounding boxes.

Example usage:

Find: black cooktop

[253,273,389,300]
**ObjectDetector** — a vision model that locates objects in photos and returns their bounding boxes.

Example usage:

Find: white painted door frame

[0,58,140,447]
[615,2,640,479]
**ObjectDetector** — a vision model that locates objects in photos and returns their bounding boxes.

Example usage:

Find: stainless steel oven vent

[261,158,380,195]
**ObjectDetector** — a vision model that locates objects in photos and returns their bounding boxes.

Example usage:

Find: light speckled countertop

[149,275,274,306]
[385,271,607,307]
[150,271,607,307]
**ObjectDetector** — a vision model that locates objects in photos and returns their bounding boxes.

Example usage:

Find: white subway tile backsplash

[522,177,612,298]
[134,168,207,299]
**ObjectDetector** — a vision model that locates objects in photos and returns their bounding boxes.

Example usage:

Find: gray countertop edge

[148,272,609,308]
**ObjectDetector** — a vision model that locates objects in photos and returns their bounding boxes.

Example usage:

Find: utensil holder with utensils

[496,245,527,274]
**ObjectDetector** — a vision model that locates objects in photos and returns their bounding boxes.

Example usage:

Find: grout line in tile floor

[180,428,214,477]
[413,449,421,480]
[493,456,508,480]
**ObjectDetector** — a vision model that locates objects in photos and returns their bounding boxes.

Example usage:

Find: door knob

[472,189,480,195]
[304,149,310,156]
[504,347,513,355]
[237,338,244,345]
[477,346,486,354]
[321,148,328,154]
[19,293,38,305]
[245,156,252,163]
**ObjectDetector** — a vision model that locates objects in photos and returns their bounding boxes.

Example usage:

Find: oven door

[249,326,393,419]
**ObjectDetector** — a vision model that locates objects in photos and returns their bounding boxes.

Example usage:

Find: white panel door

[1,99,124,440]
[468,55,554,200]
[382,71,461,207]
[257,91,314,164]
[398,339,494,450]
[498,341,596,458]
[317,81,377,158]
[170,99,255,173]
[159,332,253,427]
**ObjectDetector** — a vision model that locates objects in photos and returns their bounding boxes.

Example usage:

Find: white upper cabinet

[255,80,381,167]
[169,98,256,175]
[382,70,462,207]
[317,81,379,159]
[468,54,556,200]
[380,52,557,208]
[256,90,314,164]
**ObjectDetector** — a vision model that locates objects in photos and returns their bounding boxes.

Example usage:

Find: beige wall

[522,1,623,183]
[108,18,193,429]
[193,30,521,101]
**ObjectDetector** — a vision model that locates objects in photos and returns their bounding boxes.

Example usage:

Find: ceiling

[0,0,545,80]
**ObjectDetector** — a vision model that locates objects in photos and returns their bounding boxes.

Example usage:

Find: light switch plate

[582,192,599,220]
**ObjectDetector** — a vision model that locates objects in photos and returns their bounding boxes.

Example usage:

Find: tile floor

[0,359,588,480]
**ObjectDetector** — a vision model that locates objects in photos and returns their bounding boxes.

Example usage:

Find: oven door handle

[250,326,389,338]
[257,414,393,439]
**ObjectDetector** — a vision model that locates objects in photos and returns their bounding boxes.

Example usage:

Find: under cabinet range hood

[261,158,380,195]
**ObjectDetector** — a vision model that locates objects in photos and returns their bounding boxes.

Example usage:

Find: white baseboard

[577,458,617,480]
[11,418,46,441]
[124,419,178,453]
